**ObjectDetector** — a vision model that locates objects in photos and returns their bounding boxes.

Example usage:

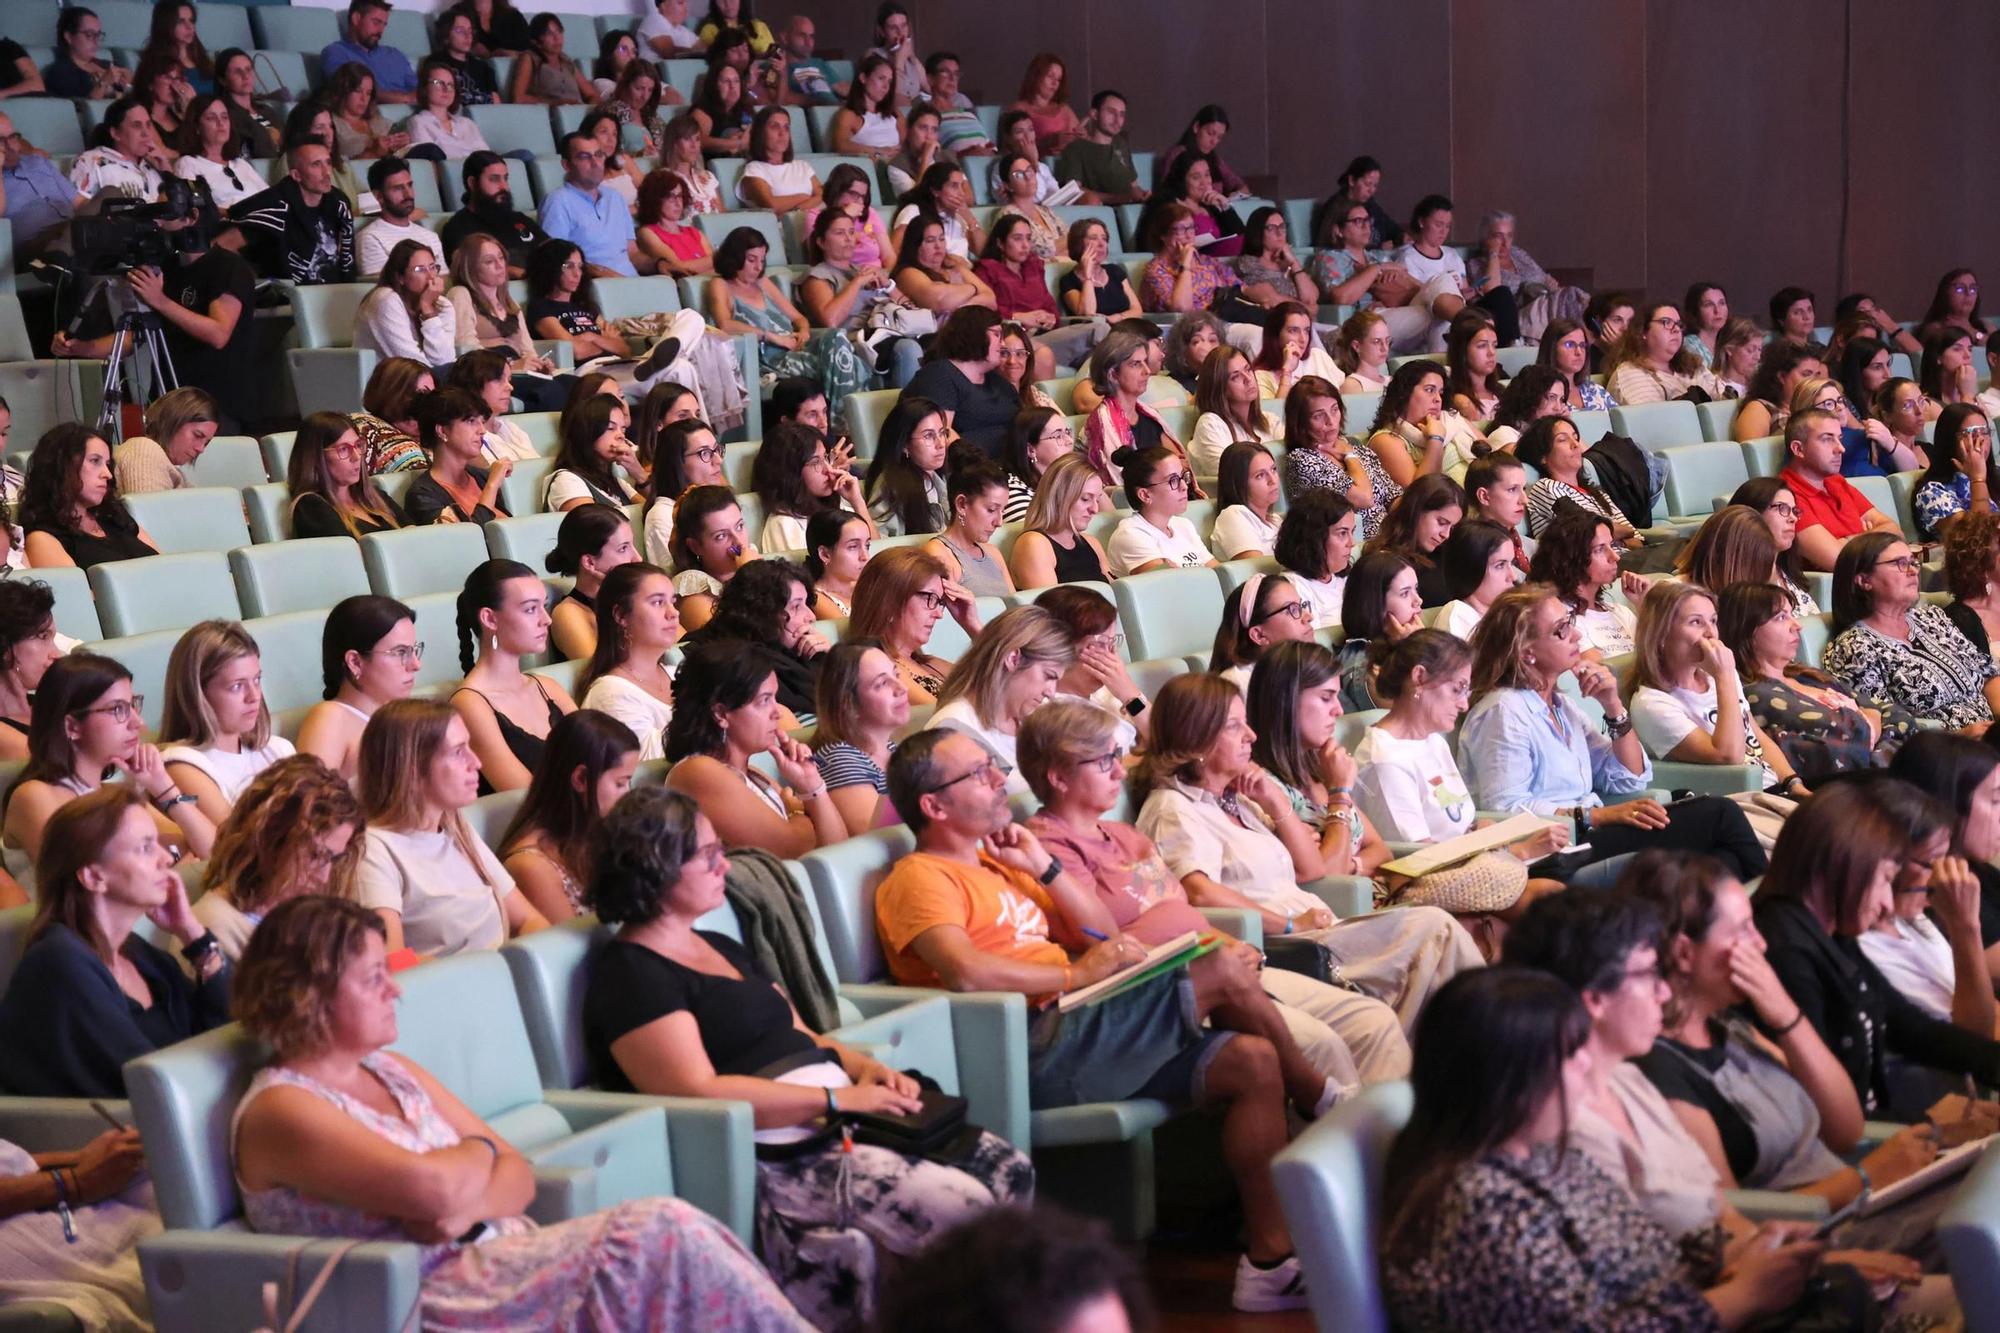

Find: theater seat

[241,483,289,545]
[33,565,100,643]
[499,457,556,517]
[83,629,178,731]
[360,524,492,600]
[1939,1146,2000,1333]
[285,283,378,417]
[485,512,566,568]
[1697,399,1740,442]
[230,537,371,618]
[1116,566,1225,660]
[1271,1080,1412,1333]
[1660,441,1750,522]
[90,552,239,638]
[123,487,251,555]
[1609,401,1703,453]
[181,436,269,490]
[842,388,899,459]
[240,610,330,717]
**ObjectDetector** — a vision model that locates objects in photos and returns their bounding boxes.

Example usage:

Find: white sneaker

[1232,1253,1309,1313]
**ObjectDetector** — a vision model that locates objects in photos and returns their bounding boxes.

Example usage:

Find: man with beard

[357,156,443,277]
[229,135,354,285]
[442,151,544,279]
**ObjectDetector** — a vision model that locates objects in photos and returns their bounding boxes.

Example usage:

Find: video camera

[67,177,212,276]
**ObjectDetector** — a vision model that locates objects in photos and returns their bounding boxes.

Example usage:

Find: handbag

[1263,935,1336,984]
[843,1085,981,1163]
[253,1238,420,1333]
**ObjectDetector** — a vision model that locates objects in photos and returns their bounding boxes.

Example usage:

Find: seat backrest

[292,284,373,349]
[469,103,560,159]
[403,592,469,687]
[695,209,786,263]
[1570,408,1613,443]
[841,388,900,459]
[927,595,1008,661]
[192,2,253,50]
[0,903,33,998]
[183,436,270,490]
[1740,434,1786,480]
[1115,566,1226,660]
[484,512,566,567]
[1271,1080,1412,1333]
[242,482,289,545]
[241,609,331,716]
[83,629,178,730]
[498,457,556,517]
[464,788,525,855]
[360,525,492,600]
[5,99,86,156]
[124,486,252,555]
[251,5,341,51]
[502,915,616,1089]
[593,275,682,322]
[505,411,561,452]
[1608,401,1702,453]
[1851,473,1896,527]
[230,537,371,618]
[89,551,239,638]
[388,952,569,1147]
[32,565,101,643]
[1697,398,1740,442]
[259,432,297,482]
[1661,441,1750,520]
[125,1023,274,1229]
[798,825,918,984]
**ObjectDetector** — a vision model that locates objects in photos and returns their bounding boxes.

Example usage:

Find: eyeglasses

[1541,616,1577,640]
[689,839,727,870]
[913,590,946,611]
[303,841,345,867]
[75,698,143,723]
[368,643,426,666]
[1963,425,1994,441]
[1041,425,1075,442]
[426,77,455,87]
[686,444,721,464]
[76,27,104,38]
[1767,502,1799,519]
[1253,599,1309,625]
[1812,396,1845,414]
[1343,214,1370,226]
[925,756,1013,795]
[1078,748,1127,775]
[1147,472,1191,492]
[1650,318,1683,333]
[1955,283,1980,295]
[1620,963,1662,988]
[1873,556,1920,573]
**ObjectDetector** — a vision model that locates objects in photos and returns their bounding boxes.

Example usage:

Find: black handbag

[843,1085,982,1163]
[1263,935,1337,984]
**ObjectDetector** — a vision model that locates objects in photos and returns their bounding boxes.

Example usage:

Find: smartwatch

[1039,858,1063,886]
[1124,694,1148,717]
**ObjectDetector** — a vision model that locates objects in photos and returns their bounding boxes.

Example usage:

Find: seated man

[441,152,546,277]
[537,131,644,279]
[1054,90,1148,206]
[775,15,843,105]
[873,728,1312,1314]
[1778,407,1899,571]
[0,111,84,261]
[356,156,443,277]
[921,52,994,158]
[319,0,417,106]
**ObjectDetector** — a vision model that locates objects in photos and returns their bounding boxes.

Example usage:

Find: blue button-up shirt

[1458,686,1651,817]
[318,39,416,94]
[3,153,78,250]
[537,182,636,277]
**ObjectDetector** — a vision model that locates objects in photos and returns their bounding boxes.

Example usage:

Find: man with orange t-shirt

[873,729,1314,1313]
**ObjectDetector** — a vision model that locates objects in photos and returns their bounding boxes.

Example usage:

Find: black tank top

[456,678,564,795]
[1047,532,1106,585]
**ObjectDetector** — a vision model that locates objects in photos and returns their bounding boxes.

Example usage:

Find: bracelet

[44,1166,76,1244]
[1329,785,1353,798]
[466,1134,499,1161]
[1771,1009,1806,1037]
[800,785,828,802]
[824,1086,839,1115]
[1060,965,1072,993]
[1283,913,1294,935]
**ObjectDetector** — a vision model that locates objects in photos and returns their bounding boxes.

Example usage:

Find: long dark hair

[498,709,640,884]
[1340,549,1415,645]
[754,420,834,521]
[864,397,945,535]
[1921,268,1985,336]
[1380,967,1592,1261]
[579,561,673,696]
[18,423,142,542]
[544,502,628,579]
[1919,403,2000,504]
[320,593,415,700]
[1888,732,2000,858]
[1527,506,1615,612]
[1490,365,1562,433]
[13,652,132,796]
[525,238,597,312]
[1246,640,1342,791]
[1273,489,1353,582]
[550,393,628,502]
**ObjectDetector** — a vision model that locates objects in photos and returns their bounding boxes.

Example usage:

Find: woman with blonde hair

[848,544,979,706]
[1332,308,1393,394]
[1710,316,1764,399]
[355,697,549,956]
[446,232,566,411]
[158,619,296,825]
[193,755,363,960]
[923,605,1072,795]
[1010,453,1112,588]
[285,409,407,540]
[1789,374,1924,476]
[112,384,217,494]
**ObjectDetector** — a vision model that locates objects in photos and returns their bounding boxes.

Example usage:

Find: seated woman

[1059,218,1141,321]
[1209,441,1283,562]
[448,237,570,415]
[890,163,986,258]
[1138,202,1246,317]
[1138,667,1480,1035]
[985,110,1058,204]
[1913,403,1999,541]
[631,383,707,478]
[1272,490,1357,631]
[578,563,681,761]
[1517,415,1639,545]
[923,605,1070,794]
[544,394,643,511]
[351,357,433,474]
[285,410,406,541]
[634,167,715,281]
[1721,581,1912,783]
[806,508,870,620]
[295,595,420,785]
[1443,311,1505,420]
[1921,326,1979,421]
[923,460,1017,597]
[19,424,159,569]
[1251,301,1343,403]
[1365,359,1486,490]
[1282,377,1394,539]
[682,558,829,720]
[805,164,897,272]
[1354,632,1566,952]
[525,239,634,364]
[1146,315,1209,403]
[582,786,1026,1327]
[0,580,58,763]
[849,545,976,707]
[1331,309,1394,395]
[45,8,130,100]
[1010,453,1111,589]
[1232,206,1320,314]
[754,421,876,553]
[1938,510,2000,667]
[1887,732,2000,979]
[500,710,640,923]
[0,786,227,1096]
[891,212,997,321]
[157,620,297,825]
[231,895,802,1329]
[449,559,578,794]
[1459,584,1767,881]
[827,51,902,167]
[712,225,874,423]
[355,697,549,954]
[1106,445,1213,577]
[1081,329,1190,486]
[1434,517,1520,639]
[1378,969,1809,1333]
[1331,550,1423,708]
[1209,573,1318,693]
[975,214,1091,376]
[1702,315,1762,400]
[1528,508,1643,659]
[990,148,1065,263]
[1679,283,1729,366]
[1144,151,1245,259]
[736,105,822,214]
[1823,530,2000,734]
[1535,316,1616,413]
[1732,341,1827,443]
[809,639,910,837]
[509,10,594,104]
[1188,347,1279,476]
[903,308,1020,458]
[1756,780,2000,1119]
[797,209,922,392]
[1465,209,1588,344]
[664,485,756,630]
[355,240,457,368]
[1628,849,1947,1204]
[546,502,638,662]
[1034,584,1153,742]
[1676,503,1794,612]
[1727,476,1820,613]
[1365,473,1464,605]
[4,653,216,869]
[1481,365,1566,455]
[643,420,729,556]
[1603,300,1720,406]
[111,385,217,495]
[194,754,362,961]
[1000,405,1074,521]
[323,64,407,161]
[406,388,513,526]
[864,397,950,537]
[887,103,954,199]
[663,642,844,855]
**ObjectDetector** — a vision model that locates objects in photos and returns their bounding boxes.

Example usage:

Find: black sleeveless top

[456,677,564,795]
[1047,531,1106,585]
[38,524,158,570]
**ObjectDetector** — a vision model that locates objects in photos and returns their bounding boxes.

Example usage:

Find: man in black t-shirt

[441,152,545,278]
[230,138,355,285]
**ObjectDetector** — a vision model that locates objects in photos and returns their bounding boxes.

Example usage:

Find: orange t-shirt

[875,850,1071,995]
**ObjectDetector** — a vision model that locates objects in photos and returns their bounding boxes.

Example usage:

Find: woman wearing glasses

[1106,445,1214,576]
[295,596,422,786]
[847,546,977,708]
[1603,301,1720,407]
[1458,584,1767,881]
[44,8,130,99]
[355,241,457,369]
[4,653,218,868]
[1210,574,1316,694]
[1912,404,1999,540]
[285,410,407,541]
[1533,317,1616,413]
[1000,406,1074,523]
[1823,531,2000,734]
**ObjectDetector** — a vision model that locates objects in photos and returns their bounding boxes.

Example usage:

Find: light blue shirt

[1457,687,1650,816]
[537,181,636,277]
[318,39,416,94]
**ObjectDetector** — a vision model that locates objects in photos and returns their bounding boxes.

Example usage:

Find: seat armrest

[1197,906,1263,947]
[0,1098,125,1153]
[527,1162,597,1222]
[937,991,1030,1150]
[543,1090,754,1244]
[524,1104,671,1215]
[835,982,937,1019]
[139,1230,423,1333]
[1728,1187,1828,1221]
[1650,761,1766,796]
[832,995,961,1089]
[1300,875,1377,920]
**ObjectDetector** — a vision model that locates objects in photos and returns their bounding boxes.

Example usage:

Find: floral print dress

[1822,602,1998,732]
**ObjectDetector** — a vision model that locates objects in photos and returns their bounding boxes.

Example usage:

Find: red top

[974,255,1059,321]
[1780,464,1875,539]
[643,222,707,263]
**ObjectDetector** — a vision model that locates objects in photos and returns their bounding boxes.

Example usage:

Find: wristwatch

[179,932,220,965]
[1038,858,1063,886]
[1124,693,1148,717]
[1602,711,1633,740]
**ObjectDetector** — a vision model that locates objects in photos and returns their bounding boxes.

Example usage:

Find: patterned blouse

[1914,472,2000,540]
[1744,671,1917,782]
[1140,250,1237,314]
[1380,1145,1721,1333]
[1573,379,1615,412]
[1233,254,1304,301]
[1465,245,1552,293]
[1526,475,1624,537]
[1822,602,1998,731]
[1307,246,1391,309]
[1283,441,1400,540]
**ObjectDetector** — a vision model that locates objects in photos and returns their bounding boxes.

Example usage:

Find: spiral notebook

[1057,931,1220,1013]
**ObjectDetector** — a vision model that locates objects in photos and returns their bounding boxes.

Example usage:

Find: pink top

[645,221,709,263]
[801,205,889,270]
[1026,813,1209,946]
[1021,103,1075,156]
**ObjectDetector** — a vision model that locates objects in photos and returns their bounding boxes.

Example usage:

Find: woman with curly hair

[193,755,363,960]
[1528,507,1648,660]
[19,424,158,569]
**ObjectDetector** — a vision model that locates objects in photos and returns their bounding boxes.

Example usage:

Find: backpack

[1582,433,1655,530]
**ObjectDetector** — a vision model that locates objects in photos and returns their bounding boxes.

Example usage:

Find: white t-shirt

[581,672,673,762]
[406,109,489,157]
[1107,514,1211,577]
[1393,242,1467,288]
[173,154,262,210]
[893,203,968,259]
[1631,680,1776,786]
[926,697,1028,795]
[1186,412,1276,474]
[762,511,808,554]
[1209,504,1278,560]
[160,737,297,805]
[1351,726,1474,844]
[356,217,445,279]
[543,466,639,511]
[354,287,457,365]
[483,417,539,464]
[636,10,700,50]
[356,823,514,957]
[1438,599,1483,640]
[1856,916,1958,1021]
[1294,572,1345,630]
[1576,601,1637,658]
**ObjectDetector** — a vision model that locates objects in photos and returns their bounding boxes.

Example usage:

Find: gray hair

[1478,209,1516,237]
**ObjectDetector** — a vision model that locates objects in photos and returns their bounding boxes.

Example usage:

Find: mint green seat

[696,209,786,262]
[1609,401,1703,453]
[1570,408,1613,443]
[360,525,491,599]
[285,283,377,417]
[469,104,560,159]
[242,483,288,544]
[661,58,706,102]
[252,5,340,50]
[90,552,238,638]
[1851,474,1896,531]
[230,537,371,618]
[1660,441,1750,522]
[1113,567,1224,660]
[1887,470,1921,540]
[258,432,296,481]
[1939,1145,2000,1333]
[1798,613,1831,665]
[181,436,269,489]
[505,412,562,453]
[0,294,106,450]
[499,457,556,516]
[723,438,760,492]
[191,3,252,49]
[842,388,899,459]
[5,99,86,156]
[1697,399,1740,441]
[248,52,310,103]
[1739,434,1785,479]
[1341,391,1383,435]
[124,487,250,555]
[486,512,567,567]
[241,610,329,716]
[1129,654,1189,700]
[84,630,177,730]
[592,275,682,322]
[33,566,100,642]
[403,592,467,688]
[925,595,1008,661]
[1270,1080,1411,1333]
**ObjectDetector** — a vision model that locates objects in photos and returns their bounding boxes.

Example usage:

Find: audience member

[111,385,216,494]
[1396,194,1518,345]
[540,130,641,277]
[1284,377,1395,539]
[356,238,455,366]
[0,112,84,262]
[805,507,869,618]
[1251,301,1341,402]
[320,0,415,103]
[509,11,593,105]
[1059,218,1140,320]
[194,755,362,961]
[70,95,167,203]
[1054,90,1147,205]
[1733,341,1828,442]
[662,484,754,630]
[0,580,58,761]
[1365,359,1484,489]
[1823,530,2000,734]
[1913,403,2000,540]
[1209,441,1283,561]
[576,563,679,762]
[921,51,993,157]
[1465,209,1587,343]
[20,424,159,569]
[1107,445,1212,576]
[44,7,130,100]
[497,709,639,922]
[295,595,420,783]
[156,619,295,824]
[442,152,548,275]
[1517,415,1639,545]
[230,135,355,285]
[449,558,577,793]
[171,93,258,209]
[1527,508,1642,658]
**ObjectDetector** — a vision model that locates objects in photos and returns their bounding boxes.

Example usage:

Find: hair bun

[1109,446,1140,467]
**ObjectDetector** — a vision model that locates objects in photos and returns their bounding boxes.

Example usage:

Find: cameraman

[51,212,258,431]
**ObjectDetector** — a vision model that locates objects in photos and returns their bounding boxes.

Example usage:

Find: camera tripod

[76,274,179,443]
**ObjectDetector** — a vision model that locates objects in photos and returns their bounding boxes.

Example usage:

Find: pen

[1080,928,1109,942]
[89,1100,127,1132]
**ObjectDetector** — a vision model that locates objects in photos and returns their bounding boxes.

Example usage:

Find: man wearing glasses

[538,131,644,278]
[874,728,1310,1311]
[0,114,84,262]
[1778,408,1900,571]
